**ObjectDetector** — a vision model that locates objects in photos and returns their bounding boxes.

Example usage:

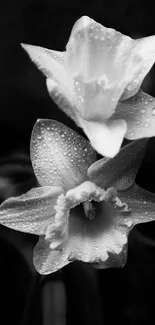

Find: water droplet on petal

[124,218,133,228]
[152,108,155,116]
[141,108,145,113]
[31,119,96,190]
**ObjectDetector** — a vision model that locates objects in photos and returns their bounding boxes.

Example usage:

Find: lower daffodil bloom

[0,119,155,274]
[21,16,155,157]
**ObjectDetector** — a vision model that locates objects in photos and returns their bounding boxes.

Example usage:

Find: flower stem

[20,272,38,325]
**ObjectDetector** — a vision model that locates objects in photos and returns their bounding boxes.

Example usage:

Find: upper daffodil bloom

[0,119,155,274]
[21,16,155,158]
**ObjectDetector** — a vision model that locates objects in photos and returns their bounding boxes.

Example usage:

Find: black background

[1,0,155,324]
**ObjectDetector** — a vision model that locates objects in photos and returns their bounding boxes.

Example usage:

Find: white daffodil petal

[112,90,155,140]
[88,138,148,190]
[93,244,127,269]
[121,35,155,100]
[66,16,132,82]
[66,200,130,267]
[45,193,69,250]
[22,18,155,145]
[21,43,74,103]
[46,180,107,250]
[0,186,63,234]
[21,43,65,80]
[72,75,123,121]
[33,182,132,274]
[31,119,96,191]
[66,16,134,119]
[65,180,106,207]
[33,199,130,274]
[33,180,105,274]
[79,117,127,158]
[46,78,79,124]
[33,235,69,274]
[118,183,155,224]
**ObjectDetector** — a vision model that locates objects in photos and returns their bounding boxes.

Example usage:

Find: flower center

[83,199,96,220]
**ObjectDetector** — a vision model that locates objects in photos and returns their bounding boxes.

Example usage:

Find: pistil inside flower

[83,200,96,220]
[70,197,101,222]
[46,181,133,253]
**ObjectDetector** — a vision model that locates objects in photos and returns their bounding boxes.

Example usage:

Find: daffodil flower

[21,16,155,158]
[0,119,155,274]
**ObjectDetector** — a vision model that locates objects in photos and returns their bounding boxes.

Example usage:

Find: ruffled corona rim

[0,119,154,274]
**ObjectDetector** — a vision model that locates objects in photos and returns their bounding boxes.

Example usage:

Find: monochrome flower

[0,120,154,274]
[21,16,155,157]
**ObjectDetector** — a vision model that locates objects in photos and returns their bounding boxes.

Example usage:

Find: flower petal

[33,182,133,274]
[67,200,130,267]
[33,182,155,275]
[45,193,69,250]
[47,79,128,158]
[111,90,155,140]
[33,235,69,274]
[33,198,131,274]
[45,181,106,251]
[121,35,155,100]
[46,78,79,124]
[0,186,63,234]
[66,16,134,119]
[71,74,124,122]
[118,183,155,224]
[22,20,155,130]
[33,180,104,274]
[88,139,148,190]
[21,43,74,103]
[31,119,96,191]
[66,17,155,120]
[66,16,130,80]
[93,245,127,269]
[79,117,127,158]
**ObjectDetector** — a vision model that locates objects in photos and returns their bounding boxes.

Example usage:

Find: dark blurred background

[0,0,155,324]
